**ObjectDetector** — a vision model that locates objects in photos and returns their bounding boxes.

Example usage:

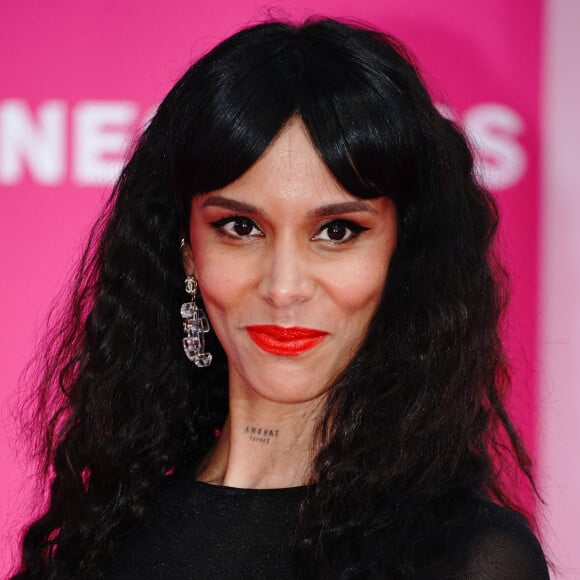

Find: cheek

[191,245,254,318]
[332,275,384,321]
[327,248,392,316]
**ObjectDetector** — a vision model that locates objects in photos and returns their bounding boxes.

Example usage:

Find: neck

[196,383,325,489]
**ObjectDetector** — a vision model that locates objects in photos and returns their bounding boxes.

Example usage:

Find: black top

[106,469,549,579]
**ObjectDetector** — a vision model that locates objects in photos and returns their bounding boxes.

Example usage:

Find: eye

[210,216,263,239]
[313,220,369,244]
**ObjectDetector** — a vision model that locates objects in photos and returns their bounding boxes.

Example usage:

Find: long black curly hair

[13,17,536,579]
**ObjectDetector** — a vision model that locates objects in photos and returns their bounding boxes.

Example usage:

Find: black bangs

[152,24,300,197]
[298,20,435,206]
[151,18,440,214]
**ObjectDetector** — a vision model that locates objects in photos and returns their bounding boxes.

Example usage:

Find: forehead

[195,119,358,210]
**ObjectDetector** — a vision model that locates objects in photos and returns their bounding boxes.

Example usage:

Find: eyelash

[209,216,369,244]
[313,219,369,244]
[209,216,263,239]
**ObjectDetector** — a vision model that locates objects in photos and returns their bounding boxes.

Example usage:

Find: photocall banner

[0,0,571,576]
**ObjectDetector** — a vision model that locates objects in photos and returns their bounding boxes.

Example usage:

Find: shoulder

[436,497,550,580]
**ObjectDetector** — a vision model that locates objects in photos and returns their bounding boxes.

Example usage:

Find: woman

[14,18,549,579]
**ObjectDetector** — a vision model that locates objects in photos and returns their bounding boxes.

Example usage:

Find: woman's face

[185,120,397,405]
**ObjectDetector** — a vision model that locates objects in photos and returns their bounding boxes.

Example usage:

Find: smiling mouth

[245,325,328,357]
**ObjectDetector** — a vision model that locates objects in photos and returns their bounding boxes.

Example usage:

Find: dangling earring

[181,275,212,367]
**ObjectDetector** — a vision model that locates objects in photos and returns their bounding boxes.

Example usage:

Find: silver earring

[181,275,212,367]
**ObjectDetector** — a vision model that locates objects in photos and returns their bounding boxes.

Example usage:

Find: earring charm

[181,275,212,367]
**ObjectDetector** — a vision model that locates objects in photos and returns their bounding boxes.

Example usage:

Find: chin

[242,368,332,406]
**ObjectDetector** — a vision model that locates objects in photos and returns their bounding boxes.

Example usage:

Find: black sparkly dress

[106,467,549,580]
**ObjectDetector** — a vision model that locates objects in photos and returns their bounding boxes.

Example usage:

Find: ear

[181,239,196,276]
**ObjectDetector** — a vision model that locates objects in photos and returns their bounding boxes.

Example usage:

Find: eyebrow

[308,201,376,218]
[202,197,264,215]
[201,196,376,218]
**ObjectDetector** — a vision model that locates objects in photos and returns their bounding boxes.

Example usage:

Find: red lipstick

[246,325,328,357]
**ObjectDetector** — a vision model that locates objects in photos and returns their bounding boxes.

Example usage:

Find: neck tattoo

[244,425,280,445]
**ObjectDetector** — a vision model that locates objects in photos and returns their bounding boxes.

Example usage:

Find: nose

[257,238,315,309]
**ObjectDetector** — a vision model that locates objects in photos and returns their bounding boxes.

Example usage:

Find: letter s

[464,103,527,191]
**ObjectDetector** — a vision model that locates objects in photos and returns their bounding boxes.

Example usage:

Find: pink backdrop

[0,0,577,577]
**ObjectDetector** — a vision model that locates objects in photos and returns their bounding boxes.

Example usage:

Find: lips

[246,325,328,357]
